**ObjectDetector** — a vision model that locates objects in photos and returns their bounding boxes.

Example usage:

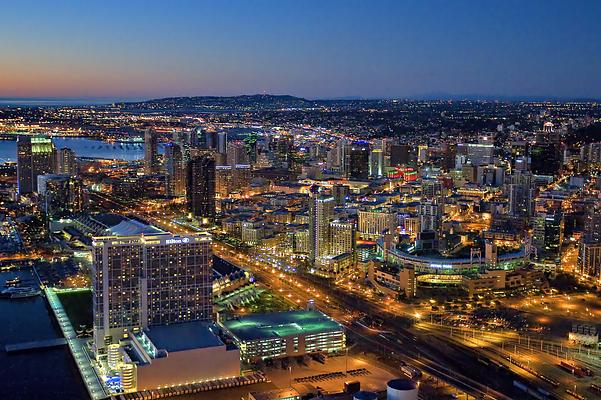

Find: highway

[214,242,518,400]
[87,190,599,399]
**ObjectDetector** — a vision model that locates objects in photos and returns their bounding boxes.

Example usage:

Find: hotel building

[92,227,213,351]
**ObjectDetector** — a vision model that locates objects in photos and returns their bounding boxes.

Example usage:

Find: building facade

[144,128,160,174]
[17,136,57,194]
[92,232,213,351]
[187,154,216,222]
[308,188,334,263]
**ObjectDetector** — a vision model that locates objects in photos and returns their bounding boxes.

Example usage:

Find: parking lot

[265,354,396,395]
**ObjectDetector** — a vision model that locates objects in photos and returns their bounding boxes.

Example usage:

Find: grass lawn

[241,290,297,314]
[56,289,93,329]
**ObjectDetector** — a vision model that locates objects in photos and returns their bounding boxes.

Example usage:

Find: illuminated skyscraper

[187,154,216,223]
[217,131,228,154]
[417,144,428,163]
[37,174,84,218]
[358,207,397,240]
[192,126,204,147]
[144,128,160,174]
[329,219,355,257]
[308,186,334,263]
[271,135,293,168]
[533,211,563,262]
[369,148,384,178]
[345,141,370,180]
[17,136,56,195]
[507,171,534,218]
[226,140,248,167]
[56,147,77,175]
[164,142,186,196]
[457,142,495,167]
[531,122,561,176]
[92,228,213,351]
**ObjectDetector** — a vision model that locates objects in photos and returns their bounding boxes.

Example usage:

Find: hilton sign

[165,237,191,245]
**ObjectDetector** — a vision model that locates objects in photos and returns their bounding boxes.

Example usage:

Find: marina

[0,268,88,399]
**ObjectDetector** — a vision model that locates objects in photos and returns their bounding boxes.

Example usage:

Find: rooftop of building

[144,321,225,353]
[79,213,166,237]
[221,310,343,342]
[107,218,164,236]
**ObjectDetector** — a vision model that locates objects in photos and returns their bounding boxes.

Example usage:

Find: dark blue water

[0,137,147,163]
[0,269,88,399]
[0,127,259,163]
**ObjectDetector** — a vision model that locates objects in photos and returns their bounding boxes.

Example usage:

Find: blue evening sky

[1,0,600,100]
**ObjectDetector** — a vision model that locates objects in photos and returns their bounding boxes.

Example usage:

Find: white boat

[1,286,41,299]
[5,277,21,286]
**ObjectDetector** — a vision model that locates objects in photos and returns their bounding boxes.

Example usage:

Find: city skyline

[3,2,601,399]
[2,0,601,101]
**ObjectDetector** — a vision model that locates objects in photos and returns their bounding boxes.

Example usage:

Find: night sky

[1,0,600,100]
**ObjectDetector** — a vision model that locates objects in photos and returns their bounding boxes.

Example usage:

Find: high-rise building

[144,128,160,174]
[457,143,494,166]
[164,142,186,196]
[92,229,213,351]
[192,126,218,149]
[191,126,204,147]
[390,144,410,167]
[334,139,348,172]
[507,171,534,218]
[17,136,57,195]
[417,144,428,163]
[308,186,334,263]
[332,184,350,206]
[530,123,561,176]
[583,203,601,244]
[217,131,228,154]
[37,174,84,218]
[358,208,397,240]
[215,164,251,198]
[226,140,248,166]
[345,141,370,180]
[578,203,601,278]
[443,143,457,171]
[187,154,216,222]
[532,211,563,261]
[581,142,601,165]
[243,132,259,164]
[530,143,560,176]
[418,200,442,233]
[476,165,505,187]
[579,242,601,280]
[329,219,355,257]
[56,147,77,175]
[271,135,293,169]
[369,148,384,178]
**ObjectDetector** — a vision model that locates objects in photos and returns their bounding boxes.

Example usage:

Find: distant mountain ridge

[119,94,322,111]
[117,93,601,111]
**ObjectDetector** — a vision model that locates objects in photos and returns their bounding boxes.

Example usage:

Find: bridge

[5,338,67,353]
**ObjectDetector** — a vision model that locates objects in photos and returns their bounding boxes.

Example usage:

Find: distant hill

[118,94,323,111]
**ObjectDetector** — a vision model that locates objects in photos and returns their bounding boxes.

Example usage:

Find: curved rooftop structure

[377,238,526,274]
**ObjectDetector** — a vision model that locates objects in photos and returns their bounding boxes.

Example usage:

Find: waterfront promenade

[45,287,107,400]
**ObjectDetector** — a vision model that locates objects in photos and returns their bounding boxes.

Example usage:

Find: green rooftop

[221,310,343,342]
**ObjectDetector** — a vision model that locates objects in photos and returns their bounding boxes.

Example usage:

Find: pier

[45,288,108,400]
[5,338,67,353]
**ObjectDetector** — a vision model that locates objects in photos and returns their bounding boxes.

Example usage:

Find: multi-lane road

[88,191,600,399]
[213,242,523,400]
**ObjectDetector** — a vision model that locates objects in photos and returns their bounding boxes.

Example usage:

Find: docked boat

[5,277,21,286]
[0,286,41,299]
